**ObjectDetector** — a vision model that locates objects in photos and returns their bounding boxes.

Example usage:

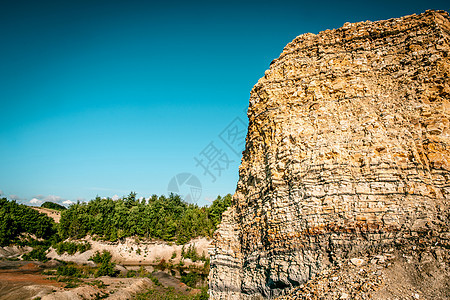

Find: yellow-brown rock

[209,10,450,299]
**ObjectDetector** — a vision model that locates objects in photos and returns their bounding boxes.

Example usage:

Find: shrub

[181,272,200,288]
[22,246,49,262]
[89,250,117,277]
[54,241,91,255]
[126,270,138,277]
[182,244,200,262]
[56,265,81,277]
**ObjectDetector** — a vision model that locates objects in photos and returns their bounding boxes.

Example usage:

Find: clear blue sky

[0,0,448,207]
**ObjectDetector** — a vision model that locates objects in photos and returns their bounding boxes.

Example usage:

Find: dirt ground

[30,207,61,223]
[0,259,201,300]
[0,237,210,299]
[0,261,62,300]
[277,244,449,300]
[46,236,211,267]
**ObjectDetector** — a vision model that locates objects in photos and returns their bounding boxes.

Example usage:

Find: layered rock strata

[209,10,450,299]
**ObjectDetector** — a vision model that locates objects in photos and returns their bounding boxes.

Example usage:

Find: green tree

[89,250,117,277]
[0,198,56,246]
[57,193,232,243]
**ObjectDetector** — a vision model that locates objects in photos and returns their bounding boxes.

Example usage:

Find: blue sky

[0,0,448,207]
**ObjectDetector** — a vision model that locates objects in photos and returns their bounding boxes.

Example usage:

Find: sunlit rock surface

[209,10,450,299]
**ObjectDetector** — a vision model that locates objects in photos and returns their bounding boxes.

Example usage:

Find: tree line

[0,193,232,246]
[58,193,232,244]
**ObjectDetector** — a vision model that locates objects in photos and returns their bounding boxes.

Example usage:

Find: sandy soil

[40,277,154,300]
[372,249,449,300]
[0,237,211,299]
[47,236,212,267]
[0,260,196,300]
[30,207,61,223]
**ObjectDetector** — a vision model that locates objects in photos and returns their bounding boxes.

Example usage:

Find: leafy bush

[181,244,200,262]
[56,265,81,277]
[22,245,49,262]
[181,272,200,288]
[54,241,91,255]
[89,250,117,277]
[126,270,138,277]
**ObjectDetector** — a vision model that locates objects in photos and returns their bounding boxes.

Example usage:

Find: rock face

[209,10,450,299]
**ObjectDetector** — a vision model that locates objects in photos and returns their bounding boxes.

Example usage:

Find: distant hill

[41,201,66,211]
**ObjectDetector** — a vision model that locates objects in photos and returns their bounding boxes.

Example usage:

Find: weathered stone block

[209,10,450,299]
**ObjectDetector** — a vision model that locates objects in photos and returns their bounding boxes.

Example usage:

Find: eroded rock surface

[209,10,450,299]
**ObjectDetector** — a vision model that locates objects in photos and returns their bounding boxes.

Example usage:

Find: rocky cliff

[209,10,450,299]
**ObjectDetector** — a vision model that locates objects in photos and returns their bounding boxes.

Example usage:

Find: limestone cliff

[209,10,450,299]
